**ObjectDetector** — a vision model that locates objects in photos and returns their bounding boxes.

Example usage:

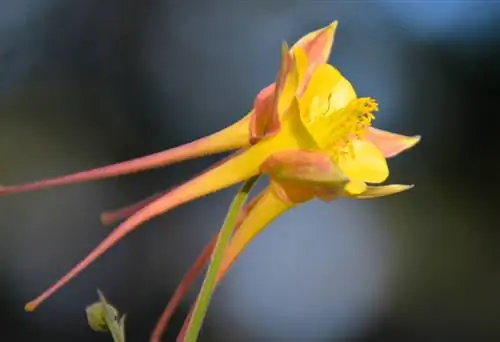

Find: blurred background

[1,1,499,341]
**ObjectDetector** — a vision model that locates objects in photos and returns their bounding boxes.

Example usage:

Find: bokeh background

[1,1,499,341]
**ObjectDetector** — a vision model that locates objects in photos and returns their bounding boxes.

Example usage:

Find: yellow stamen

[306,97,378,159]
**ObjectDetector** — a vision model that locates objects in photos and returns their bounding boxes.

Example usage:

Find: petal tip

[100,213,114,226]
[321,20,338,54]
[391,183,415,192]
[325,20,339,42]
[292,19,339,67]
[400,184,415,192]
[328,20,339,31]
[390,184,415,196]
[281,40,289,54]
[407,135,421,149]
[360,184,415,199]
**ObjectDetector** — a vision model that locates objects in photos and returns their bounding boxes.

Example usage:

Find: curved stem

[182,176,259,342]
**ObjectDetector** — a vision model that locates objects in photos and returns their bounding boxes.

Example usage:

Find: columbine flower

[0,21,419,330]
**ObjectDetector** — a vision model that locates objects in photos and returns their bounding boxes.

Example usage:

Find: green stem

[183,176,259,342]
[97,290,126,342]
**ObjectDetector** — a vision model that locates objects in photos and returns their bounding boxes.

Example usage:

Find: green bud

[86,300,119,332]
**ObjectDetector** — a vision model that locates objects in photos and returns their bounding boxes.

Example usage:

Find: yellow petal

[344,180,367,196]
[216,187,292,282]
[293,47,309,91]
[299,63,357,126]
[353,184,414,199]
[337,139,389,184]
[268,97,317,151]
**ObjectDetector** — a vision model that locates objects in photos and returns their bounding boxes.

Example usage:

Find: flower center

[305,96,378,160]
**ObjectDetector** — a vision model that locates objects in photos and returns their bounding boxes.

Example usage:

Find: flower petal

[24,144,271,311]
[337,139,389,184]
[299,63,357,125]
[273,180,319,204]
[250,42,297,144]
[250,84,278,145]
[100,191,164,225]
[293,47,310,97]
[354,184,414,199]
[100,150,248,225]
[365,127,421,158]
[316,180,368,201]
[0,120,250,195]
[292,21,338,67]
[277,45,300,116]
[261,150,347,187]
[344,180,367,196]
[262,96,317,152]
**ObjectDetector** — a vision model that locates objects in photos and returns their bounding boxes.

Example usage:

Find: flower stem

[182,176,259,342]
[97,290,126,342]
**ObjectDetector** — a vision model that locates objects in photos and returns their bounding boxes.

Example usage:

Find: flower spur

[0,21,420,339]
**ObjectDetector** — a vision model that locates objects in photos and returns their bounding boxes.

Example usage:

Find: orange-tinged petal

[270,180,316,205]
[24,144,273,311]
[261,150,347,187]
[353,184,414,199]
[100,191,164,225]
[0,119,250,195]
[337,139,389,184]
[250,84,277,144]
[365,127,421,158]
[101,149,248,225]
[292,21,338,67]
[315,188,337,202]
[249,42,291,144]
[149,191,265,342]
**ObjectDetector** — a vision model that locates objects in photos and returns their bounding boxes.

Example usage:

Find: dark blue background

[0,1,499,341]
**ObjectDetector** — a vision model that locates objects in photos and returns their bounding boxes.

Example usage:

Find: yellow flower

[153,50,420,340]
[0,21,419,323]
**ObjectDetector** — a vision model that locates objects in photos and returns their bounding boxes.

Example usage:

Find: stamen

[305,97,378,158]
[329,97,377,159]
